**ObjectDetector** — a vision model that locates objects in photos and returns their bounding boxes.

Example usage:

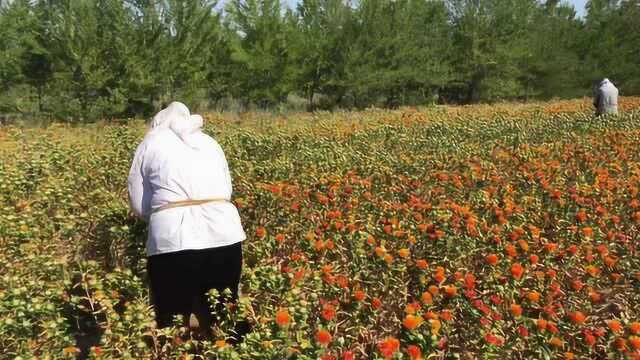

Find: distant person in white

[128,101,246,330]
[594,78,619,116]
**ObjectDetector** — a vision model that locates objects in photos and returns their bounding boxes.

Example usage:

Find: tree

[289,0,351,109]
[0,0,39,112]
[517,3,582,99]
[156,0,227,107]
[225,0,291,108]
[447,0,539,102]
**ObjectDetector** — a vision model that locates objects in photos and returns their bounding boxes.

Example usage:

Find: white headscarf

[150,102,204,147]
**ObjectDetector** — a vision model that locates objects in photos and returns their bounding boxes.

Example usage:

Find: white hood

[150,102,204,147]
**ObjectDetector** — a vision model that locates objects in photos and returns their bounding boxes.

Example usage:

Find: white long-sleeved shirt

[594,79,619,115]
[128,127,246,256]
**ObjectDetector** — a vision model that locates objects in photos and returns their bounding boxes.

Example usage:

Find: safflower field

[3,98,640,359]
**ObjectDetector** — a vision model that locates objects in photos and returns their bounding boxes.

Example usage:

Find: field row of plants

[2,98,640,359]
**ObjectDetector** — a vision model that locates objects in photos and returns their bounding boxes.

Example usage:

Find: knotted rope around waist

[152,198,229,214]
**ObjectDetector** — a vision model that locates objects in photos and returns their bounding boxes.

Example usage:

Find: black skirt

[146,242,243,328]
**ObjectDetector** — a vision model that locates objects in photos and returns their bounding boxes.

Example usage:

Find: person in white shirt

[593,78,619,116]
[128,102,246,330]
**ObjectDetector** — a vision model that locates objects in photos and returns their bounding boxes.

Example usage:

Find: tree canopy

[0,0,638,120]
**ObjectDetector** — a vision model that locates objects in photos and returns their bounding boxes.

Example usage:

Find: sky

[569,0,587,17]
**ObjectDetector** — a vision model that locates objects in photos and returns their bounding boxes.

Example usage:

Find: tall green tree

[448,0,539,102]
[289,0,351,109]
[225,0,291,108]
[0,0,40,112]
[156,0,227,107]
[345,0,453,107]
[517,3,582,99]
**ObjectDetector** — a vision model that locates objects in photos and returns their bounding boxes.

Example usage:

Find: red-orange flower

[421,291,433,305]
[405,302,420,314]
[275,309,291,327]
[568,311,587,325]
[464,273,476,290]
[607,320,622,333]
[510,304,523,318]
[536,318,548,332]
[353,290,366,302]
[549,337,564,348]
[416,259,428,269]
[406,345,422,360]
[510,263,524,280]
[92,347,103,357]
[444,285,457,297]
[256,227,267,238]
[371,297,382,310]
[378,337,400,359]
[571,279,584,291]
[615,338,627,351]
[576,210,587,222]
[486,254,499,266]
[630,322,640,334]
[584,331,596,347]
[440,310,453,321]
[316,329,332,346]
[321,304,336,321]
[342,351,355,360]
[527,291,540,303]
[403,315,424,330]
[434,267,446,283]
[629,336,640,350]
[484,333,504,346]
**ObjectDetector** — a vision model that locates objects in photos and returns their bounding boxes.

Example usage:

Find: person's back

[594,78,619,116]
[128,102,246,331]
[132,127,244,255]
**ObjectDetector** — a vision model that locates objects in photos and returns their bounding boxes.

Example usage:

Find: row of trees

[0,0,639,120]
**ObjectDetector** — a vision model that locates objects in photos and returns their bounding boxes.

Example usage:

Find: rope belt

[152,198,228,214]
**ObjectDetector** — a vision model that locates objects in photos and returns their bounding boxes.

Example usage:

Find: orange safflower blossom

[321,303,337,321]
[568,311,587,325]
[403,314,424,330]
[421,291,433,305]
[510,263,524,280]
[315,329,332,346]
[275,309,291,327]
[444,285,457,297]
[378,337,400,359]
[527,291,540,303]
[406,345,422,360]
[607,320,622,333]
[486,254,499,265]
[510,304,523,318]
